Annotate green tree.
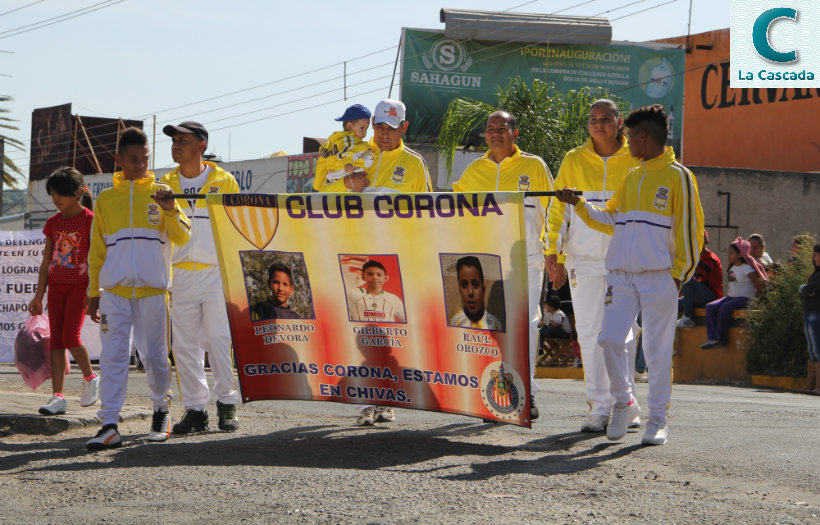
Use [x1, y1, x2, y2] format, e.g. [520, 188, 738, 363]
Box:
[436, 77, 629, 179]
[746, 234, 817, 377]
[1, 95, 25, 188]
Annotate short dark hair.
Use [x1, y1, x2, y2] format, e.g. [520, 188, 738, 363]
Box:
[117, 126, 148, 154]
[487, 110, 516, 131]
[268, 263, 293, 285]
[362, 260, 386, 274]
[456, 256, 484, 281]
[46, 167, 93, 209]
[624, 104, 668, 147]
[546, 293, 561, 310]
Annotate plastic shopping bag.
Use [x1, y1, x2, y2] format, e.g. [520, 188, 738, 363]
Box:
[14, 314, 69, 391]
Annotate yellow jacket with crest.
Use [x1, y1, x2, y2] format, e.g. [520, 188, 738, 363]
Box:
[87, 172, 191, 299]
[570, 147, 704, 282]
[546, 138, 639, 263]
[161, 161, 239, 269]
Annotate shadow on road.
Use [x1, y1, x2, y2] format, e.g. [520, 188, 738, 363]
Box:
[2, 422, 644, 479]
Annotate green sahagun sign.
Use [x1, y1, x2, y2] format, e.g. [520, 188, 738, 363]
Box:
[400, 28, 684, 151]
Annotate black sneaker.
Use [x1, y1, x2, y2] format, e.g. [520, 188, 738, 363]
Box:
[172, 408, 208, 434]
[217, 401, 238, 431]
[530, 396, 539, 420]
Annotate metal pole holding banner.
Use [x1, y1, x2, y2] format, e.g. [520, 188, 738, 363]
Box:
[160, 190, 583, 200]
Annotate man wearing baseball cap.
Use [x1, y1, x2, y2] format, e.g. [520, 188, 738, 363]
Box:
[159, 121, 242, 435]
[320, 98, 432, 193]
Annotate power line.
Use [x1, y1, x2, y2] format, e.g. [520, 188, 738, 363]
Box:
[10, 0, 617, 158]
[11, 0, 685, 168]
[0, 0, 46, 18]
[0, 0, 125, 40]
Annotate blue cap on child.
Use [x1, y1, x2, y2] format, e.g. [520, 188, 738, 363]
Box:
[335, 104, 371, 122]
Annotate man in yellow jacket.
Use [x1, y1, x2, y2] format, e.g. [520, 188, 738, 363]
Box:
[452, 110, 555, 420]
[556, 105, 704, 445]
[85, 127, 191, 450]
[318, 99, 432, 193]
[161, 121, 241, 435]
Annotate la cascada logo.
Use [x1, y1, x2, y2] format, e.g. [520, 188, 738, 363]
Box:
[730, 0, 820, 87]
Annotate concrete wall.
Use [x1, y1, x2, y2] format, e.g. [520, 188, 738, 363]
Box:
[694, 166, 820, 267]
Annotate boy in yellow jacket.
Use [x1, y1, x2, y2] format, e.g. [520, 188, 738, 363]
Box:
[556, 104, 704, 445]
[85, 127, 191, 450]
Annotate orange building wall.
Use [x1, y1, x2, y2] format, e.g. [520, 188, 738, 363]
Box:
[654, 29, 820, 172]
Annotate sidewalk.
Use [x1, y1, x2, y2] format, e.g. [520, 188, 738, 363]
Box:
[0, 364, 151, 435]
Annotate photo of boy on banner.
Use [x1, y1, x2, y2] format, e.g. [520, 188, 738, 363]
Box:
[441, 253, 506, 332]
[240, 251, 315, 321]
[339, 254, 407, 324]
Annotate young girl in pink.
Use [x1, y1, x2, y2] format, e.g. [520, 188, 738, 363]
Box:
[701, 237, 767, 349]
[29, 167, 98, 415]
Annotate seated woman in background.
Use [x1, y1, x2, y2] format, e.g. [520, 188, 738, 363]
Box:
[701, 238, 767, 349]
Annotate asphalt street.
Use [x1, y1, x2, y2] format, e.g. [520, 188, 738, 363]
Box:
[0, 364, 817, 525]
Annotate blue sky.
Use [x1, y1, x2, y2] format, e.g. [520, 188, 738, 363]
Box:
[0, 0, 729, 184]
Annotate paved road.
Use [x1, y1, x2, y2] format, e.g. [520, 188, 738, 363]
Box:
[0, 364, 817, 525]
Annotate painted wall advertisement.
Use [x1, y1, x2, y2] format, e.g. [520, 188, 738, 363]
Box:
[208, 191, 534, 425]
[400, 28, 685, 151]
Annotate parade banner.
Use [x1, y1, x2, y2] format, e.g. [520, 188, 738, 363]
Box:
[401, 28, 685, 152]
[0, 230, 102, 364]
[209, 192, 533, 426]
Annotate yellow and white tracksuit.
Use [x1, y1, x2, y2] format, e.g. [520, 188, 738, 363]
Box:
[162, 163, 239, 412]
[313, 131, 376, 190]
[88, 172, 191, 426]
[452, 145, 555, 392]
[318, 139, 432, 193]
[546, 138, 641, 418]
[571, 147, 704, 425]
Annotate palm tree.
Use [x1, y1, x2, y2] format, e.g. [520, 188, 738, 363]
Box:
[436, 77, 628, 179]
[1, 95, 25, 188]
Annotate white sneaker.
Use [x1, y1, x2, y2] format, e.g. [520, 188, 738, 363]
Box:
[641, 419, 668, 445]
[700, 340, 722, 349]
[629, 414, 642, 428]
[147, 410, 171, 442]
[607, 400, 641, 441]
[676, 315, 695, 329]
[86, 424, 121, 451]
[374, 406, 395, 423]
[39, 395, 66, 415]
[634, 371, 648, 383]
[581, 414, 608, 432]
[80, 374, 100, 407]
[357, 407, 376, 426]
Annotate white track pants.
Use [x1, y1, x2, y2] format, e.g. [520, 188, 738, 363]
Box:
[599, 270, 677, 425]
[97, 292, 172, 426]
[170, 267, 238, 410]
[567, 257, 637, 417]
[528, 254, 544, 393]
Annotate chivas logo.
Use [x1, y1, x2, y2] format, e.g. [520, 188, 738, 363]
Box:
[147, 203, 160, 225]
[517, 175, 530, 191]
[654, 186, 670, 210]
[392, 166, 406, 184]
[480, 362, 526, 422]
[208, 186, 219, 193]
[605, 285, 614, 305]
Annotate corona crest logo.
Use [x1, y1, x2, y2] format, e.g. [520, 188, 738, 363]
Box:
[222, 194, 279, 250]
